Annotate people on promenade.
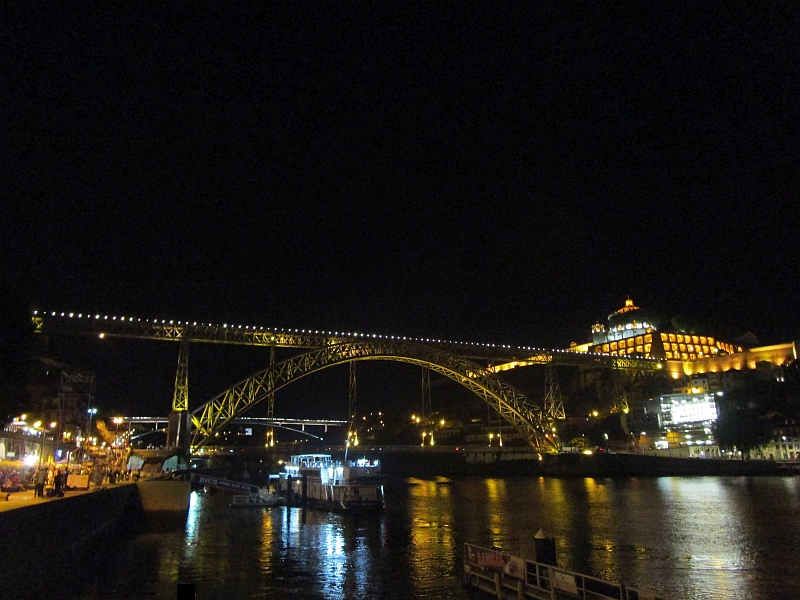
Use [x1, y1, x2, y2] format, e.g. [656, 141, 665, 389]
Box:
[34, 467, 47, 497]
[54, 468, 66, 497]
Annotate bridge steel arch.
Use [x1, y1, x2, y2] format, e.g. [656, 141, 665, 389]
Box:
[190, 340, 557, 452]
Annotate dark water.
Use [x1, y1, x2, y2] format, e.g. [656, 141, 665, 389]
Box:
[76, 476, 800, 600]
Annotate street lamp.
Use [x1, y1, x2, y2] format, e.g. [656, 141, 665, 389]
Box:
[83, 408, 97, 461]
[112, 417, 123, 446]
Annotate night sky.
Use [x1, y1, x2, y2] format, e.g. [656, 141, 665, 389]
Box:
[4, 3, 799, 418]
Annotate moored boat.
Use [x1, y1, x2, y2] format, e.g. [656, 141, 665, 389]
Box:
[230, 488, 285, 508]
[278, 453, 385, 513]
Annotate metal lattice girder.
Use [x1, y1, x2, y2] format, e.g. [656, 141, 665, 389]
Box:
[34, 311, 666, 371]
[172, 339, 189, 412]
[190, 340, 557, 452]
[544, 363, 565, 422]
[348, 360, 357, 430]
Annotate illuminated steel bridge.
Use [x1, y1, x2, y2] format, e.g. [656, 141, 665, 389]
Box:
[33, 311, 665, 453]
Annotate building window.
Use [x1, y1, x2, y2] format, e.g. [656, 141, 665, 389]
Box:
[669, 334, 676, 342]
[666, 352, 673, 359]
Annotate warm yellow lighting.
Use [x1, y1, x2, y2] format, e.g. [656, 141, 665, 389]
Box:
[592, 410, 599, 417]
[33, 420, 42, 429]
[440, 419, 445, 426]
[99, 332, 105, 339]
[49, 421, 57, 428]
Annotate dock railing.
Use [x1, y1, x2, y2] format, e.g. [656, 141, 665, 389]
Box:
[464, 543, 669, 600]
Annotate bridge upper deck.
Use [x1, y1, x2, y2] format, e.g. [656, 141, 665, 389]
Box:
[33, 310, 664, 371]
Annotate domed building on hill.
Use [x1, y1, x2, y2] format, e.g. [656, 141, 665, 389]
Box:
[588, 297, 742, 361]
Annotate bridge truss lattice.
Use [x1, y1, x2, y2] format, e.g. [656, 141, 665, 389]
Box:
[190, 340, 557, 452]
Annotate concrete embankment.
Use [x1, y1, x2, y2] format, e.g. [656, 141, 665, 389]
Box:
[0, 481, 190, 599]
[540, 452, 800, 477]
[376, 448, 800, 478]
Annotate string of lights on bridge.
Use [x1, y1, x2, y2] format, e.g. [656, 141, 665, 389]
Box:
[33, 310, 662, 361]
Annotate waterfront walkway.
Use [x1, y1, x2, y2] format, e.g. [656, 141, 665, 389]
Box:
[0, 483, 122, 513]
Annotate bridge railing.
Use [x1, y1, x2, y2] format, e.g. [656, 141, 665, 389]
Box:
[464, 542, 669, 600]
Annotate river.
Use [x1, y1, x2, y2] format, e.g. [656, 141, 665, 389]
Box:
[74, 475, 800, 600]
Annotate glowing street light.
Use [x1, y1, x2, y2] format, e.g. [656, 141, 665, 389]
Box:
[112, 417, 124, 446]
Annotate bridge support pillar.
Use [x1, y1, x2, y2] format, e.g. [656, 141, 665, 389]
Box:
[166, 411, 191, 451]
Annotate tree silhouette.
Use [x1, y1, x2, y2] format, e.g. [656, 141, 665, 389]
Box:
[713, 385, 778, 460]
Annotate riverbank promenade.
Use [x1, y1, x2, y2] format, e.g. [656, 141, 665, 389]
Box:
[0, 481, 126, 513]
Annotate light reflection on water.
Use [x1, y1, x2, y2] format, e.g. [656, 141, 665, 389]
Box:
[76, 476, 800, 600]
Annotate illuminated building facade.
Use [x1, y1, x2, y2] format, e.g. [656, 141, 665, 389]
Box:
[589, 297, 743, 360]
[581, 298, 796, 380]
[575, 298, 798, 453]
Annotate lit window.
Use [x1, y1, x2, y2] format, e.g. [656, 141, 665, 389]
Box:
[681, 353, 688, 360]
[645, 343, 651, 353]
[677, 334, 684, 343]
[645, 334, 653, 343]
[636, 346, 643, 353]
[669, 334, 676, 342]
[666, 351, 673, 359]
[700, 337, 707, 345]
[661, 333, 669, 341]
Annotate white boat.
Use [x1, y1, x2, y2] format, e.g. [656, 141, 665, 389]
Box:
[230, 488, 284, 508]
[279, 453, 385, 513]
